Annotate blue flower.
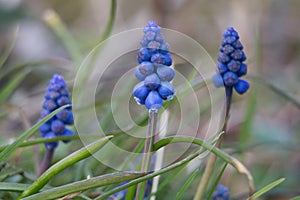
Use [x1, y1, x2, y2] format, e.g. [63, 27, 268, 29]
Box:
[211, 184, 230, 200]
[133, 21, 175, 110]
[212, 27, 250, 94]
[38, 74, 74, 150]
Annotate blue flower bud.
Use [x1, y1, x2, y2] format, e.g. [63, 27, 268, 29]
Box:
[43, 99, 57, 111]
[57, 96, 71, 106]
[223, 72, 238, 87]
[144, 73, 161, 90]
[138, 62, 155, 76]
[39, 123, 51, 134]
[157, 65, 175, 81]
[137, 48, 151, 63]
[40, 109, 50, 118]
[45, 91, 60, 100]
[145, 31, 156, 41]
[227, 60, 240, 72]
[158, 81, 174, 100]
[232, 40, 243, 49]
[151, 53, 172, 66]
[56, 110, 73, 124]
[62, 129, 74, 143]
[217, 52, 230, 64]
[145, 90, 163, 110]
[133, 82, 150, 105]
[234, 79, 249, 94]
[147, 41, 161, 53]
[217, 63, 228, 74]
[135, 67, 146, 81]
[44, 132, 59, 150]
[212, 73, 224, 88]
[221, 44, 235, 55]
[231, 49, 246, 61]
[51, 120, 65, 134]
[236, 63, 247, 77]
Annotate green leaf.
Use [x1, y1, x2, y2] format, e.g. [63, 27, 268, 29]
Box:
[20, 135, 113, 198]
[0, 182, 31, 192]
[0, 70, 31, 101]
[0, 105, 70, 164]
[247, 178, 285, 199]
[0, 26, 19, 69]
[175, 167, 199, 200]
[98, 0, 117, 43]
[22, 172, 147, 200]
[250, 75, 300, 108]
[43, 10, 82, 65]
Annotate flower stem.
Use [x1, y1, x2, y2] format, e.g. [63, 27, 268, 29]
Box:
[194, 87, 232, 200]
[38, 148, 55, 177]
[135, 109, 158, 199]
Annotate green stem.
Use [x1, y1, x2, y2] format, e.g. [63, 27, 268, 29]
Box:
[135, 109, 158, 200]
[98, 0, 117, 44]
[194, 87, 232, 200]
[38, 148, 54, 177]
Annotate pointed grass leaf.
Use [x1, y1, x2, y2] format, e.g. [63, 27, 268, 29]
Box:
[20, 135, 113, 198]
[21, 172, 147, 200]
[247, 178, 285, 200]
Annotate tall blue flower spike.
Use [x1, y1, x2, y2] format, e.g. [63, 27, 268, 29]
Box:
[212, 27, 250, 94]
[38, 74, 74, 150]
[133, 21, 175, 110]
[211, 184, 230, 200]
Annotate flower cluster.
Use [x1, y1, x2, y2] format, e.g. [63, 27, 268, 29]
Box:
[211, 184, 230, 200]
[212, 27, 249, 94]
[133, 21, 175, 110]
[38, 74, 74, 150]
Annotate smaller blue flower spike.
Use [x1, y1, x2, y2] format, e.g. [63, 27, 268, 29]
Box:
[211, 184, 230, 200]
[38, 74, 74, 150]
[133, 20, 175, 110]
[212, 27, 249, 94]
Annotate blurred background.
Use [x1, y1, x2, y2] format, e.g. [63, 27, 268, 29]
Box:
[0, 0, 300, 199]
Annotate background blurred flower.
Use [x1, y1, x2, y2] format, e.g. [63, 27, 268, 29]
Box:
[38, 74, 74, 150]
[212, 27, 249, 94]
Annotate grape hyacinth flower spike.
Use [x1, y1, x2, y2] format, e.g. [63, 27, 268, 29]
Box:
[38, 74, 74, 175]
[133, 20, 175, 111]
[195, 28, 251, 200]
[133, 20, 175, 199]
[212, 27, 250, 94]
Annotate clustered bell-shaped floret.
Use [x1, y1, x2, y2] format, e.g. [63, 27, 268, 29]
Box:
[133, 21, 175, 110]
[212, 27, 250, 94]
[211, 184, 230, 200]
[38, 74, 74, 150]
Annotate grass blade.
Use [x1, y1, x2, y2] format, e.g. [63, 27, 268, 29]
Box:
[175, 168, 199, 200]
[0, 70, 31, 101]
[247, 178, 285, 199]
[0, 105, 70, 164]
[20, 135, 113, 198]
[0, 182, 30, 192]
[43, 9, 82, 65]
[22, 172, 147, 200]
[0, 26, 19, 69]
